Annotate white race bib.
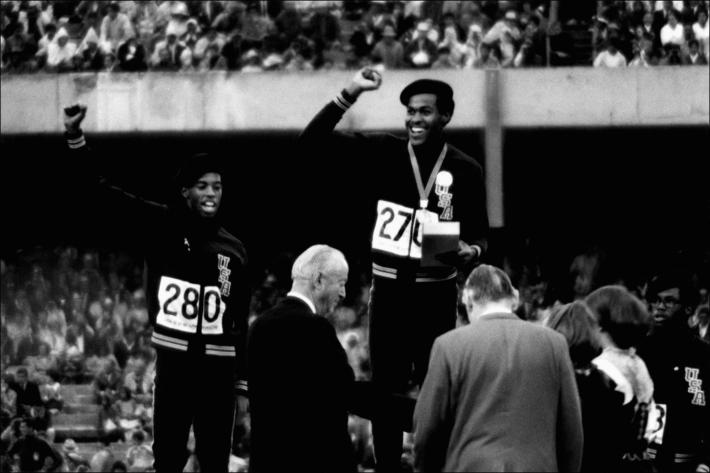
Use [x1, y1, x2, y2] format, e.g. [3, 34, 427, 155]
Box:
[156, 276, 225, 334]
[646, 402, 667, 445]
[371, 200, 437, 259]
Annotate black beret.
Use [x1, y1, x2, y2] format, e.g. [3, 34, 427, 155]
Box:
[175, 153, 224, 188]
[399, 79, 454, 109]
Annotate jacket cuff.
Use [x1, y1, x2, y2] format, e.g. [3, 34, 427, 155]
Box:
[65, 130, 86, 149]
[333, 89, 357, 112]
[235, 379, 248, 395]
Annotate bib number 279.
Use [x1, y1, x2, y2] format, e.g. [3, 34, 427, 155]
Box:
[156, 276, 225, 334]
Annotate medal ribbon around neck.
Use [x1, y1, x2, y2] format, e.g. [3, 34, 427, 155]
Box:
[408, 141, 448, 209]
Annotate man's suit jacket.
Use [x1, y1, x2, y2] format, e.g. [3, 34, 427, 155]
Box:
[247, 296, 356, 473]
[413, 312, 583, 472]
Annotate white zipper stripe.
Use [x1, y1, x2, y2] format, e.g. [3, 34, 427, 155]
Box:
[152, 332, 188, 346]
[205, 350, 236, 357]
[152, 337, 188, 351]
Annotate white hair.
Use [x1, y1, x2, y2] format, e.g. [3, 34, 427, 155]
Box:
[291, 245, 347, 281]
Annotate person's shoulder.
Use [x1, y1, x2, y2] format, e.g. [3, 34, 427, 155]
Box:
[446, 144, 483, 171]
[217, 226, 247, 254]
[435, 324, 475, 347]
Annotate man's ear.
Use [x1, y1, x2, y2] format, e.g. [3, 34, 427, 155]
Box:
[180, 187, 189, 199]
[313, 272, 324, 290]
[441, 112, 452, 126]
[511, 287, 520, 310]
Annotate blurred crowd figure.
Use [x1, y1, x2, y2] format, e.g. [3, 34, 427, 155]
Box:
[2, 0, 706, 74]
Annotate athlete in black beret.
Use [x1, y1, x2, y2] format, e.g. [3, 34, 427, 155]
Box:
[300, 69, 489, 471]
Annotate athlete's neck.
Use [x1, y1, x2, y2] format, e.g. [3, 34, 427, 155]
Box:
[412, 135, 446, 163]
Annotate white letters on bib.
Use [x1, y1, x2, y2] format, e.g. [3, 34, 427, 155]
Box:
[371, 200, 437, 259]
[156, 276, 226, 334]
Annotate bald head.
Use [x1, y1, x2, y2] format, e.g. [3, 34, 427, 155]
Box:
[291, 245, 349, 315]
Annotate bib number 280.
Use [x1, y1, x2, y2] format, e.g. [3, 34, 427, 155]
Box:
[156, 276, 225, 334]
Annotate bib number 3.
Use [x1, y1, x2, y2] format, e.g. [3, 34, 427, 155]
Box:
[156, 276, 225, 334]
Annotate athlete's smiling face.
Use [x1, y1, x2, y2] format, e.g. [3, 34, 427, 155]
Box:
[182, 172, 222, 218]
[405, 93, 451, 146]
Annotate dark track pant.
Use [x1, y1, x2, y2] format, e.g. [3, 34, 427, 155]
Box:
[152, 348, 236, 473]
[369, 275, 458, 472]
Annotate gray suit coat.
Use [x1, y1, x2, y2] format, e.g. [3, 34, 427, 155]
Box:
[413, 312, 583, 472]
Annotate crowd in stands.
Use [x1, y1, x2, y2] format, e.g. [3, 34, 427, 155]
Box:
[2, 1, 706, 74]
[591, 0, 709, 67]
[2, 243, 708, 471]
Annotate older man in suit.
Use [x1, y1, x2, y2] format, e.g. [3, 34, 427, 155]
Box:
[247, 245, 356, 473]
[413, 265, 583, 472]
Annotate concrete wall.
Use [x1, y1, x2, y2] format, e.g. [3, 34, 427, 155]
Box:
[1, 67, 708, 134]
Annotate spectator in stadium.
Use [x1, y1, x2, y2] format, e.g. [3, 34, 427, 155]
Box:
[164, 2, 190, 39]
[684, 38, 709, 64]
[5, 23, 37, 72]
[639, 274, 710, 473]
[211, 1, 244, 36]
[93, 356, 122, 405]
[116, 36, 147, 72]
[629, 33, 658, 66]
[473, 40, 501, 68]
[220, 31, 244, 70]
[690, 297, 709, 343]
[431, 46, 457, 69]
[284, 43, 315, 71]
[660, 42, 684, 64]
[41, 311, 67, 358]
[248, 245, 356, 473]
[484, 9, 522, 45]
[8, 368, 43, 422]
[192, 25, 224, 63]
[514, 15, 546, 67]
[241, 2, 273, 50]
[274, 1, 303, 44]
[462, 24, 483, 67]
[0, 378, 17, 422]
[150, 31, 184, 70]
[63, 103, 250, 473]
[90, 437, 117, 472]
[38, 372, 62, 414]
[692, 8, 709, 59]
[125, 429, 154, 472]
[34, 22, 57, 67]
[98, 391, 125, 443]
[240, 48, 263, 72]
[123, 358, 152, 408]
[60, 438, 89, 472]
[24, 342, 58, 379]
[300, 70, 489, 471]
[371, 23, 404, 69]
[413, 265, 583, 472]
[654, 1, 683, 35]
[594, 36, 628, 67]
[5, 417, 62, 472]
[661, 10, 686, 48]
[99, 2, 134, 54]
[197, 42, 225, 71]
[404, 21, 438, 68]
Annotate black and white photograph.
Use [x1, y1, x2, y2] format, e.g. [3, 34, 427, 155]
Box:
[1, 1, 708, 472]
